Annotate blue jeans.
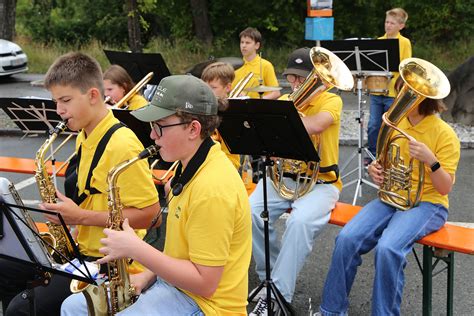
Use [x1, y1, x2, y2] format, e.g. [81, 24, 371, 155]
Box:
[320, 199, 448, 316]
[61, 278, 204, 316]
[250, 177, 339, 302]
[367, 95, 394, 158]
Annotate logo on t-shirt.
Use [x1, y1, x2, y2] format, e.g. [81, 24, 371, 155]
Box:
[174, 206, 182, 219]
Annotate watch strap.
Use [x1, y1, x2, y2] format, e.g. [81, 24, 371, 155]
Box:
[430, 161, 441, 172]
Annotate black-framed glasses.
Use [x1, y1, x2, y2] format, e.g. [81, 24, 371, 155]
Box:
[286, 74, 304, 84]
[150, 121, 191, 137]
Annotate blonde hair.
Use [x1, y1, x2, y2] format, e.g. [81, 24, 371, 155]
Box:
[386, 8, 408, 24]
[201, 62, 235, 86]
[44, 52, 104, 97]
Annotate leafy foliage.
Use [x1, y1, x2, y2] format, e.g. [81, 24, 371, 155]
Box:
[15, 0, 474, 60]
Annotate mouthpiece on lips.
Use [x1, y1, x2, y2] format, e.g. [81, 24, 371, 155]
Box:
[138, 145, 160, 160]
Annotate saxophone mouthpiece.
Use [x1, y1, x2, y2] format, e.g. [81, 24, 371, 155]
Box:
[51, 120, 68, 135]
[138, 145, 160, 160]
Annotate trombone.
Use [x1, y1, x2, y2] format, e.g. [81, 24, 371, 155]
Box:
[112, 72, 154, 109]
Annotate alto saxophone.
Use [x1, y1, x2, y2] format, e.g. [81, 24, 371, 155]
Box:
[70, 145, 159, 316]
[35, 121, 76, 263]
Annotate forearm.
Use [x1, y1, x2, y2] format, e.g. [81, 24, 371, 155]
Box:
[80, 202, 160, 228]
[429, 168, 454, 196]
[131, 241, 218, 298]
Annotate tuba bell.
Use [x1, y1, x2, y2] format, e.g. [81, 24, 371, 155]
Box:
[269, 47, 354, 200]
[376, 58, 450, 210]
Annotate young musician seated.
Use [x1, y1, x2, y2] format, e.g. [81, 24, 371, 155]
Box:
[319, 90, 460, 315]
[0, 52, 159, 316]
[103, 64, 148, 110]
[61, 75, 252, 315]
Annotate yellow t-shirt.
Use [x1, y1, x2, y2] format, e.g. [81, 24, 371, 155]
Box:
[127, 94, 148, 110]
[280, 92, 343, 191]
[164, 144, 251, 315]
[75, 110, 159, 257]
[392, 115, 460, 208]
[372, 32, 412, 97]
[232, 54, 279, 99]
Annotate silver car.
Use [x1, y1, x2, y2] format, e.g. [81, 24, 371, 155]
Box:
[0, 39, 28, 76]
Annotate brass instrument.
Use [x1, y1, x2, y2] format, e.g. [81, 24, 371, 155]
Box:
[71, 145, 160, 316]
[150, 159, 179, 183]
[269, 47, 354, 200]
[35, 121, 76, 263]
[112, 72, 154, 109]
[376, 58, 450, 210]
[229, 72, 253, 98]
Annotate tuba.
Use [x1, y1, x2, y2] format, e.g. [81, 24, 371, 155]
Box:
[35, 121, 76, 263]
[376, 58, 450, 210]
[269, 47, 354, 200]
[70, 145, 159, 316]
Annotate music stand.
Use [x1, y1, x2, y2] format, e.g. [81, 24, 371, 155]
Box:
[0, 97, 75, 138]
[104, 50, 171, 100]
[111, 109, 154, 148]
[219, 98, 319, 316]
[0, 193, 96, 315]
[320, 39, 399, 204]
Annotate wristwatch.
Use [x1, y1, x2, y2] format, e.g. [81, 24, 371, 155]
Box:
[430, 161, 441, 172]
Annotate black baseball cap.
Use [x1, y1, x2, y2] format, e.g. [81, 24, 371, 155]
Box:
[282, 47, 312, 78]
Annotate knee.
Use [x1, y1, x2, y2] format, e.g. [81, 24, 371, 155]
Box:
[375, 240, 402, 263]
[334, 229, 358, 252]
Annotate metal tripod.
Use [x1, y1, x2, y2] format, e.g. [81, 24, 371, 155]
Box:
[340, 74, 377, 205]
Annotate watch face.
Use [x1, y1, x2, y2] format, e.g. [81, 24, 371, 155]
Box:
[430, 161, 440, 172]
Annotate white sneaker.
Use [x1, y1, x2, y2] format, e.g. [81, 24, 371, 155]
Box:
[249, 285, 266, 303]
[249, 297, 281, 316]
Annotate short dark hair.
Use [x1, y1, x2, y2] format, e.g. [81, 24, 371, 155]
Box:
[239, 27, 262, 44]
[103, 64, 135, 93]
[175, 98, 229, 138]
[44, 52, 104, 97]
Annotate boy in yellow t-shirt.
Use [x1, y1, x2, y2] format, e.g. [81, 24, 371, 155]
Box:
[61, 75, 252, 315]
[232, 27, 281, 100]
[366, 8, 412, 165]
[201, 61, 241, 169]
[103, 64, 148, 110]
[0, 52, 159, 316]
[320, 94, 460, 315]
[249, 47, 342, 315]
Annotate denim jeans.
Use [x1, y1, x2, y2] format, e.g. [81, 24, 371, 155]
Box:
[61, 278, 203, 316]
[250, 177, 339, 302]
[367, 95, 394, 157]
[320, 199, 448, 316]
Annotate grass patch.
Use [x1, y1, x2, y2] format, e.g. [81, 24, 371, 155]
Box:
[15, 36, 472, 75]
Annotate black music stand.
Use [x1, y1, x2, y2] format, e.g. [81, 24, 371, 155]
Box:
[0, 97, 74, 138]
[320, 39, 399, 204]
[104, 50, 171, 100]
[219, 98, 319, 316]
[112, 109, 154, 148]
[0, 197, 96, 315]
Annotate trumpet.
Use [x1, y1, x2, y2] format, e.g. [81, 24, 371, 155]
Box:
[112, 72, 154, 109]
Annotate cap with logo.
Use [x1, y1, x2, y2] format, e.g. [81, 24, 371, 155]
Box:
[131, 75, 218, 122]
[282, 47, 313, 78]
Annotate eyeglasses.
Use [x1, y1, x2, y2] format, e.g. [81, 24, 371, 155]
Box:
[150, 121, 191, 137]
[286, 74, 304, 84]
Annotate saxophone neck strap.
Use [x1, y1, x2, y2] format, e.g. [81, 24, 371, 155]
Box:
[170, 136, 215, 196]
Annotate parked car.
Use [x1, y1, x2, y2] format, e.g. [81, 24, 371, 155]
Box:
[0, 39, 28, 76]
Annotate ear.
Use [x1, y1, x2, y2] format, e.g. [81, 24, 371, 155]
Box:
[89, 88, 102, 105]
[188, 120, 202, 140]
[398, 23, 406, 31]
[255, 41, 261, 51]
[225, 83, 232, 93]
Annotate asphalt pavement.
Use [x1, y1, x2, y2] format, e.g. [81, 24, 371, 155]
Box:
[1, 74, 473, 315]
